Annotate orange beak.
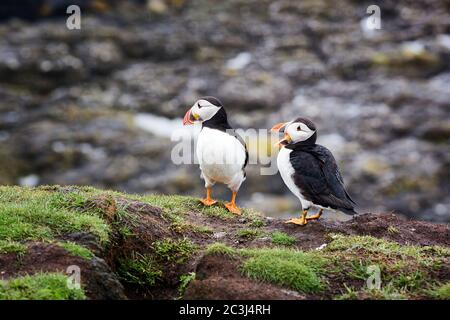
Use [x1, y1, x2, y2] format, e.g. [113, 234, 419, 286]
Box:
[183, 109, 194, 125]
[270, 122, 287, 133]
[271, 122, 291, 146]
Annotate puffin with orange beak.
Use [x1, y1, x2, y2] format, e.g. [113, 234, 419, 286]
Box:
[183, 96, 248, 215]
[271, 117, 357, 225]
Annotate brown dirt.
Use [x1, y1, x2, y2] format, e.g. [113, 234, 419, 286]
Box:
[184, 253, 305, 300]
[266, 213, 450, 250]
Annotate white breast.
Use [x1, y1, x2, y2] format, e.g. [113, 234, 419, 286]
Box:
[277, 147, 312, 209]
[196, 127, 246, 188]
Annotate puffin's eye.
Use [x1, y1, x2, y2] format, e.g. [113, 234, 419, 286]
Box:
[297, 126, 301, 131]
[197, 102, 203, 108]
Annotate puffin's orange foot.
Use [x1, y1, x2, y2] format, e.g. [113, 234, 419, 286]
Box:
[306, 209, 323, 221]
[285, 218, 307, 226]
[225, 202, 241, 215]
[200, 198, 217, 206]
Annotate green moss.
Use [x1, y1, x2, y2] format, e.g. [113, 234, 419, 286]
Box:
[236, 229, 261, 239]
[0, 240, 27, 255]
[270, 231, 296, 246]
[178, 272, 196, 298]
[117, 252, 163, 287]
[240, 248, 327, 293]
[206, 243, 237, 257]
[0, 273, 86, 300]
[57, 241, 94, 260]
[0, 186, 110, 243]
[153, 238, 198, 264]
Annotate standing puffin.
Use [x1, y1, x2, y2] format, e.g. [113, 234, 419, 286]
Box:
[183, 96, 248, 215]
[271, 117, 357, 225]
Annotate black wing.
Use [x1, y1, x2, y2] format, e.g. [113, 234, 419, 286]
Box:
[289, 145, 356, 214]
[228, 129, 249, 171]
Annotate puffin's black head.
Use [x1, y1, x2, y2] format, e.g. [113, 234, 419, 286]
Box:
[271, 117, 317, 146]
[183, 96, 229, 128]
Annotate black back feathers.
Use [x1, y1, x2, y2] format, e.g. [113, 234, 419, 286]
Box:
[289, 142, 356, 214]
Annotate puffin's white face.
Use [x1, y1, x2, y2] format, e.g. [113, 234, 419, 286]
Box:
[271, 119, 316, 146]
[183, 99, 221, 125]
[285, 121, 315, 143]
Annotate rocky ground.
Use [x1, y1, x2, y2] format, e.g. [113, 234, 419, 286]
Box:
[0, 0, 449, 222]
[0, 185, 448, 300]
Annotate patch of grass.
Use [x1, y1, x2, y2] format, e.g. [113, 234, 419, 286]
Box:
[270, 231, 296, 246]
[178, 272, 196, 298]
[325, 234, 449, 268]
[336, 285, 408, 300]
[191, 225, 213, 234]
[200, 205, 236, 220]
[170, 220, 213, 235]
[391, 271, 425, 291]
[117, 252, 163, 287]
[0, 186, 110, 243]
[249, 218, 265, 228]
[334, 284, 359, 300]
[142, 194, 194, 216]
[240, 248, 327, 294]
[143, 193, 264, 226]
[236, 229, 261, 239]
[153, 238, 198, 264]
[429, 283, 450, 300]
[116, 226, 135, 238]
[52, 190, 90, 213]
[57, 241, 94, 260]
[0, 273, 86, 300]
[387, 226, 399, 234]
[363, 286, 408, 300]
[206, 243, 237, 257]
[0, 240, 27, 255]
[323, 234, 450, 298]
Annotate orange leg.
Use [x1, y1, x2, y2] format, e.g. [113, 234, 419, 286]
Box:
[306, 208, 323, 221]
[225, 191, 241, 215]
[200, 187, 217, 206]
[285, 210, 308, 225]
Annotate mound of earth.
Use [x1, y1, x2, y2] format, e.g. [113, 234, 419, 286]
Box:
[0, 185, 448, 300]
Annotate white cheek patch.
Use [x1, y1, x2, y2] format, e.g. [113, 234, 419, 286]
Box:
[299, 123, 312, 132]
[202, 106, 220, 121]
[286, 123, 298, 136]
[286, 122, 315, 142]
[192, 100, 221, 121]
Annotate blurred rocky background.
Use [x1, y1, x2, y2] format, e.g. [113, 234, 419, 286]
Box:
[0, 0, 449, 222]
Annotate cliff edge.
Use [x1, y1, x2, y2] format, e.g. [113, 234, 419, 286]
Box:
[0, 186, 448, 300]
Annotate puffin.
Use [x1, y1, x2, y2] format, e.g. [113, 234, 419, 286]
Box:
[271, 117, 357, 225]
[183, 96, 248, 215]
